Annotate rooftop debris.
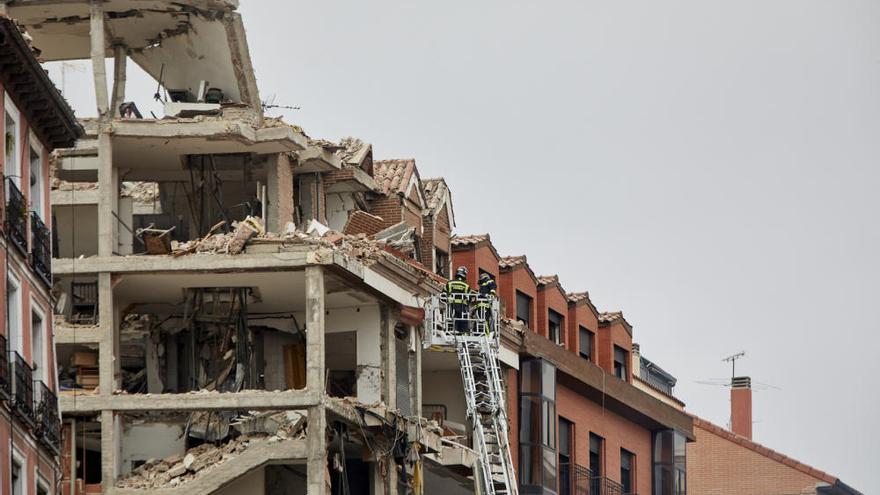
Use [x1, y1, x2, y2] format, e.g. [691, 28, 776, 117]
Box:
[116, 411, 307, 490]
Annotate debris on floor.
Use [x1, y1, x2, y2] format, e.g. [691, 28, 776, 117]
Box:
[116, 410, 307, 490]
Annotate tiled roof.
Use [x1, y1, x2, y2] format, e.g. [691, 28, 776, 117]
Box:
[499, 255, 527, 269]
[567, 291, 590, 303]
[599, 311, 624, 324]
[374, 159, 416, 195]
[451, 234, 490, 247]
[336, 137, 369, 164]
[537, 275, 559, 287]
[691, 416, 838, 485]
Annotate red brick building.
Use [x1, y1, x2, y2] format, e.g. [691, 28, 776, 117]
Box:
[0, 15, 81, 495]
[451, 234, 693, 495]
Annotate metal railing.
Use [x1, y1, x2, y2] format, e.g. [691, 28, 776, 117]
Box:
[560, 462, 592, 495]
[6, 181, 28, 254]
[30, 212, 51, 285]
[34, 380, 60, 453]
[424, 292, 500, 349]
[0, 335, 9, 401]
[10, 351, 35, 426]
[558, 465, 637, 495]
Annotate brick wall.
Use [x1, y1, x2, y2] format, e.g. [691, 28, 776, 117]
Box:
[556, 383, 653, 494]
[687, 421, 828, 495]
[368, 195, 403, 229]
[451, 244, 500, 288]
[343, 210, 386, 237]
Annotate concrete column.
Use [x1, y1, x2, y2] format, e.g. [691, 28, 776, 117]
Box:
[110, 44, 127, 117]
[100, 410, 121, 489]
[145, 330, 163, 393]
[356, 305, 382, 404]
[90, 0, 109, 118]
[305, 266, 325, 394]
[98, 273, 119, 394]
[266, 153, 294, 233]
[304, 266, 327, 494]
[380, 305, 396, 410]
[412, 326, 422, 418]
[96, 133, 117, 257]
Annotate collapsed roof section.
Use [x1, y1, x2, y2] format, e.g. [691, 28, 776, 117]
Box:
[7, 0, 260, 109]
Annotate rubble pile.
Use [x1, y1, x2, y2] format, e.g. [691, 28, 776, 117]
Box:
[121, 181, 160, 203]
[116, 411, 307, 490]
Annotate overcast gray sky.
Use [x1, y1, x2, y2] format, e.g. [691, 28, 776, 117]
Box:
[50, 0, 880, 490]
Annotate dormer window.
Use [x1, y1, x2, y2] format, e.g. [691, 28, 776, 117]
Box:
[579, 326, 594, 362]
[614, 345, 628, 380]
[516, 291, 532, 328]
[548, 309, 564, 345]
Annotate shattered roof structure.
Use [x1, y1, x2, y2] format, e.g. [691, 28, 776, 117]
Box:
[374, 159, 417, 196]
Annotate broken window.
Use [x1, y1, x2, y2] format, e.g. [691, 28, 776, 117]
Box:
[516, 291, 532, 328]
[548, 309, 564, 345]
[435, 249, 450, 278]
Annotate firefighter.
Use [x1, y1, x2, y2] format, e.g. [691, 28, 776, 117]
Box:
[475, 273, 497, 335]
[446, 266, 472, 333]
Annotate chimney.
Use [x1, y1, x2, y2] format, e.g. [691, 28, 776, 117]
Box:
[730, 376, 752, 440]
[631, 343, 641, 379]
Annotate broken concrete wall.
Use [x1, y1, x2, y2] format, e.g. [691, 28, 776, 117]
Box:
[422, 370, 468, 428]
[121, 422, 186, 475]
[327, 192, 359, 232]
[54, 204, 99, 258]
[262, 330, 302, 391]
[266, 153, 294, 233]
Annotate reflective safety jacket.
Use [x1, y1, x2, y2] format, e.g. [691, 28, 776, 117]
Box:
[446, 278, 471, 304]
[476, 278, 497, 309]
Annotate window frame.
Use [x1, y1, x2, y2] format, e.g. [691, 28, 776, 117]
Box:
[613, 345, 628, 381]
[548, 309, 564, 345]
[29, 132, 43, 219]
[515, 290, 532, 328]
[31, 300, 47, 383]
[7, 270, 23, 354]
[11, 447, 26, 495]
[5, 92, 22, 190]
[589, 432, 604, 477]
[620, 448, 635, 494]
[578, 326, 594, 362]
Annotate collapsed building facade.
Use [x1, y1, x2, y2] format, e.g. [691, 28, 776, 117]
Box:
[3, 1, 476, 494]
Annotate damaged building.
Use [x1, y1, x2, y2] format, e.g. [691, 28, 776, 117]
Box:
[1, 1, 477, 494]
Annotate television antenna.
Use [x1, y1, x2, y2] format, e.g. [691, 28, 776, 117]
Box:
[722, 351, 746, 381]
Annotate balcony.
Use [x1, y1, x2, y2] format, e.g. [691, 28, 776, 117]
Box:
[6, 181, 28, 255]
[31, 212, 51, 285]
[34, 380, 61, 454]
[559, 463, 637, 495]
[0, 335, 9, 401]
[9, 351, 35, 427]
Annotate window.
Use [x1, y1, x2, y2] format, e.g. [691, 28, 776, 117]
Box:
[653, 430, 686, 495]
[11, 455, 23, 495]
[32, 307, 46, 383]
[30, 139, 43, 218]
[7, 273, 22, 354]
[519, 359, 557, 493]
[515, 290, 532, 328]
[614, 345, 628, 380]
[435, 249, 450, 278]
[589, 433, 603, 476]
[5, 93, 21, 190]
[621, 449, 635, 494]
[548, 309, 564, 345]
[559, 418, 574, 495]
[579, 326, 593, 362]
[36, 480, 49, 495]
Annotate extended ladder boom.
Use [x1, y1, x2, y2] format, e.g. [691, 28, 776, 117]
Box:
[425, 293, 518, 495]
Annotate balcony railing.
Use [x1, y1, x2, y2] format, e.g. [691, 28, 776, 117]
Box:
[9, 351, 35, 427]
[34, 380, 60, 453]
[0, 335, 9, 401]
[559, 464, 637, 495]
[31, 212, 51, 285]
[6, 181, 28, 255]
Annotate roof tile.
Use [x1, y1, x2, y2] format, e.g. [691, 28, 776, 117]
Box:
[499, 255, 527, 269]
[373, 159, 416, 195]
[450, 234, 490, 247]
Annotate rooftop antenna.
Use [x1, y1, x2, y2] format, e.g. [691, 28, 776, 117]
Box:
[262, 94, 300, 112]
[722, 351, 746, 382]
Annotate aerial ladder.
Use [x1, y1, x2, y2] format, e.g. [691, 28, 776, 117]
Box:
[425, 293, 518, 495]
